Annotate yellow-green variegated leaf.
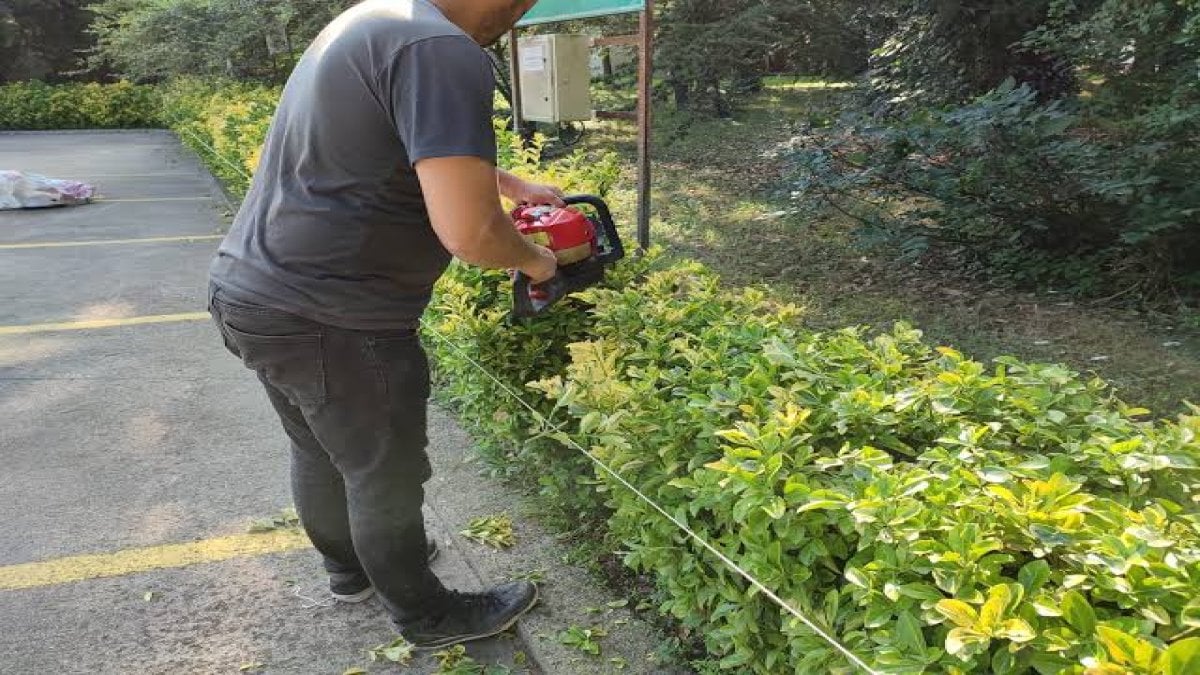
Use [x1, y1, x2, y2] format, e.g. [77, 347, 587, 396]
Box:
[995, 618, 1037, 643]
[946, 627, 989, 657]
[936, 599, 979, 628]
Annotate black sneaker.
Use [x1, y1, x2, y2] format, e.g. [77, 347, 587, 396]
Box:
[398, 581, 539, 650]
[330, 538, 440, 603]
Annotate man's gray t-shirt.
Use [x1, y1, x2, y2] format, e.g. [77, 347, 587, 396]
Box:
[209, 0, 496, 329]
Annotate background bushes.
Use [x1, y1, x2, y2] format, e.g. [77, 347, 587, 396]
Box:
[787, 80, 1200, 296]
[786, 0, 1200, 302]
[0, 79, 275, 195]
[158, 79, 281, 195]
[425, 253, 1200, 674]
[0, 81, 160, 129]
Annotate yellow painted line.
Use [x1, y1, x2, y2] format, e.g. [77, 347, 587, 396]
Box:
[0, 312, 209, 336]
[0, 234, 222, 251]
[0, 530, 310, 591]
[95, 197, 213, 203]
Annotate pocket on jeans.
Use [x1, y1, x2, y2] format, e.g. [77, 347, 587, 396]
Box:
[367, 333, 430, 403]
[223, 324, 326, 407]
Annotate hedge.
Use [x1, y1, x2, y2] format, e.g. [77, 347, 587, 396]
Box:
[156, 79, 281, 196]
[0, 81, 161, 130]
[14, 81, 1198, 674]
[425, 256, 1200, 674]
[0, 80, 277, 196]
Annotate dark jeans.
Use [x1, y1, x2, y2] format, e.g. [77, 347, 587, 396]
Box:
[208, 284, 446, 621]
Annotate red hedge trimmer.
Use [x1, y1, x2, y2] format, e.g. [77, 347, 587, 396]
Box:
[510, 195, 625, 319]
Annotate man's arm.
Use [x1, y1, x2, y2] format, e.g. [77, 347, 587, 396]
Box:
[381, 36, 557, 283]
[417, 156, 558, 282]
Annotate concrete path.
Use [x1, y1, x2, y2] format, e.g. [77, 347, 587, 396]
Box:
[0, 131, 530, 674]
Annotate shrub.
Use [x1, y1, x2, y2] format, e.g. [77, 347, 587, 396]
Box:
[0, 81, 162, 130]
[159, 78, 281, 196]
[787, 80, 1200, 298]
[425, 254, 1200, 673]
[0, 79, 276, 194]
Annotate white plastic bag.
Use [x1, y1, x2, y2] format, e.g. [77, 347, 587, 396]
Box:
[0, 170, 95, 210]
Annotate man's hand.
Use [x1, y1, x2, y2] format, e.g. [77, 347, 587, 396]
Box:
[497, 169, 566, 207]
[522, 245, 559, 284]
[511, 180, 566, 207]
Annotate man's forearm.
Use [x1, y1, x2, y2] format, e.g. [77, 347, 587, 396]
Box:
[496, 168, 524, 202]
[417, 156, 556, 280]
[451, 207, 543, 272]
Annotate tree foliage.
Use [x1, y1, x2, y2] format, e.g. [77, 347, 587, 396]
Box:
[866, 1, 1075, 107]
[87, 0, 355, 82]
[658, 0, 869, 115]
[1026, 0, 1200, 112]
[657, 0, 774, 116]
[783, 0, 1200, 301]
[790, 80, 1200, 295]
[0, 0, 92, 82]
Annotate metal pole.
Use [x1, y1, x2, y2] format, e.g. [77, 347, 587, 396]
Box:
[636, 0, 654, 251]
[507, 29, 524, 136]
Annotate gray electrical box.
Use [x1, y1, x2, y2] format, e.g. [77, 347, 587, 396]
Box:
[518, 34, 593, 124]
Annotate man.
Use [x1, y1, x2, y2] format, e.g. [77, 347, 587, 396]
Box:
[207, 0, 559, 649]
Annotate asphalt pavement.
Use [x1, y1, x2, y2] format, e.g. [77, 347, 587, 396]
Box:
[0, 131, 530, 674]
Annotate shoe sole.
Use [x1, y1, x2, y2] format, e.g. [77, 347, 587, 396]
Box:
[330, 541, 440, 604]
[411, 585, 540, 651]
[332, 587, 376, 603]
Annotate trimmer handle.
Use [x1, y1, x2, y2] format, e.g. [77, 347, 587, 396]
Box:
[512, 195, 625, 319]
[561, 195, 624, 264]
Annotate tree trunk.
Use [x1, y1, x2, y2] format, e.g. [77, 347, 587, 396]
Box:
[708, 78, 731, 118]
[669, 74, 690, 110]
